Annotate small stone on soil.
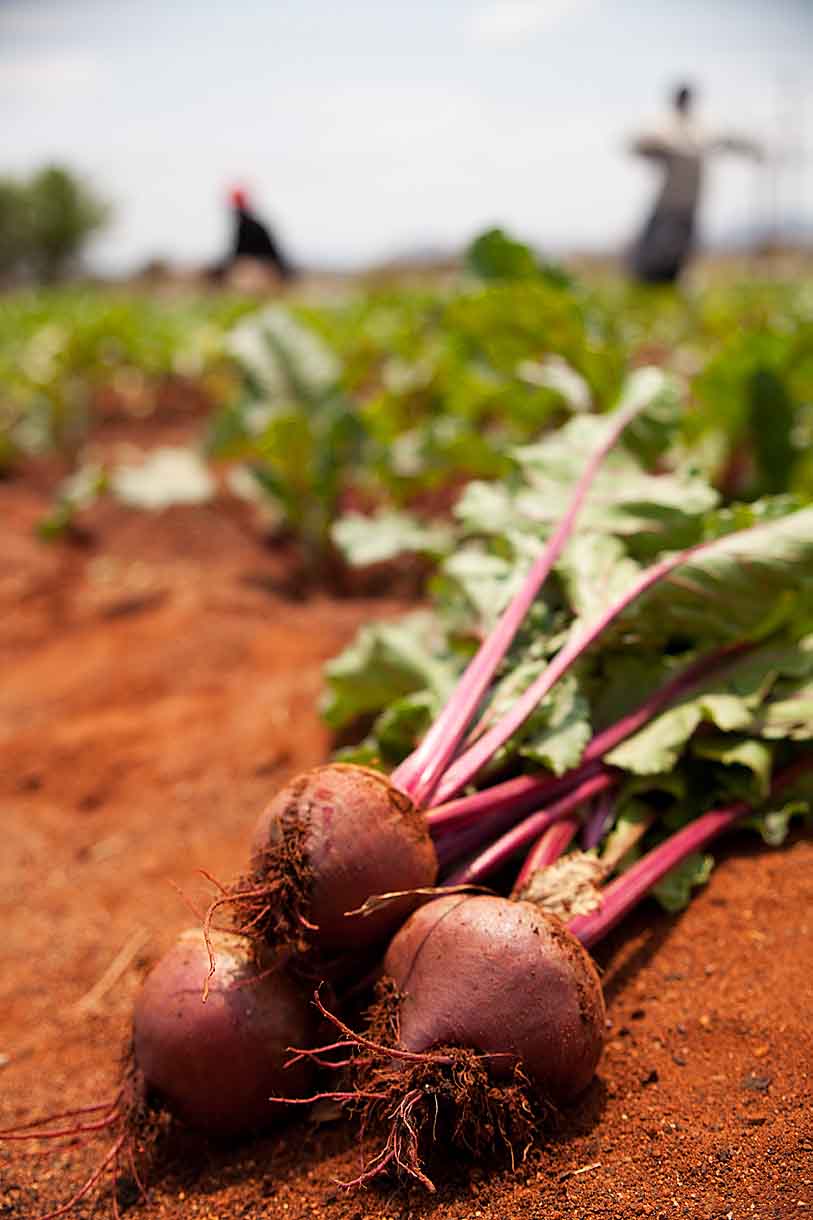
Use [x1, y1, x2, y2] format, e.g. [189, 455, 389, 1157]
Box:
[741, 1073, 772, 1093]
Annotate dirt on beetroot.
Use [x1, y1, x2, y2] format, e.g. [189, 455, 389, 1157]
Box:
[1, 445, 812, 1220]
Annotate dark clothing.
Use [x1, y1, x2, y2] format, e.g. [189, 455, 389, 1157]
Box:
[232, 207, 294, 279]
[629, 204, 695, 284]
[628, 111, 760, 285]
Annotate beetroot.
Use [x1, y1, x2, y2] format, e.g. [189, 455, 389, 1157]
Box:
[133, 928, 314, 1136]
[204, 401, 668, 969]
[229, 763, 438, 959]
[1, 929, 314, 1218]
[385, 894, 605, 1103]
[297, 894, 605, 1189]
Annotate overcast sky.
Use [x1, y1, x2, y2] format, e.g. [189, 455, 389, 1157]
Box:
[2, 0, 811, 271]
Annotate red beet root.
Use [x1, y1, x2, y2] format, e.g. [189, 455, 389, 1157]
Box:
[294, 894, 605, 1190]
[245, 763, 438, 954]
[1, 929, 314, 1218]
[133, 928, 314, 1136]
[385, 894, 605, 1104]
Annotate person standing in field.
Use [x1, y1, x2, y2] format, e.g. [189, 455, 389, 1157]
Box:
[628, 83, 762, 284]
[214, 186, 295, 285]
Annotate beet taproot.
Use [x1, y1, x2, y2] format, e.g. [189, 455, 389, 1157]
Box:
[133, 928, 314, 1136]
[289, 894, 605, 1189]
[238, 763, 438, 957]
[385, 893, 605, 1102]
[0, 929, 314, 1218]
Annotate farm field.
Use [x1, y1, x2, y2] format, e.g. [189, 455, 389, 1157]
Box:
[2, 258, 813, 1219]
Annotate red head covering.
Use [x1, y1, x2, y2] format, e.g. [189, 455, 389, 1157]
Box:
[229, 186, 249, 210]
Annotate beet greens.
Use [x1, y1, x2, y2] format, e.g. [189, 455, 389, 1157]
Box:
[328, 411, 813, 909]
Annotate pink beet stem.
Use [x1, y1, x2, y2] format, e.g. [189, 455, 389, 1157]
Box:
[390, 393, 652, 807]
[433, 801, 535, 871]
[582, 790, 616, 851]
[432, 516, 780, 806]
[514, 816, 580, 891]
[569, 755, 813, 949]
[433, 783, 584, 871]
[428, 766, 595, 836]
[426, 637, 749, 838]
[446, 768, 616, 886]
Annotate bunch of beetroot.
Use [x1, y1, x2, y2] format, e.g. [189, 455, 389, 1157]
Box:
[5, 372, 813, 1212]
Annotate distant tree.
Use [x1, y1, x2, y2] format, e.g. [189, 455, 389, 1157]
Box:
[0, 165, 110, 283]
[27, 166, 111, 280]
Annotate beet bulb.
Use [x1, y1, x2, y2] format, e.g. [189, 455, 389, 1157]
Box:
[241, 763, 438, 957]
[0, 929, 315, 1219]
[293, 893, 605, 1190]
[383, 893, 605, 1105]
[133, 928, 315, 1136]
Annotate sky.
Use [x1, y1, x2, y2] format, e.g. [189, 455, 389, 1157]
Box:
[2, 0, 811, 272]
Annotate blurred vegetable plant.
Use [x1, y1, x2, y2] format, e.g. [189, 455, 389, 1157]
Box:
[207, 306, 368, 569]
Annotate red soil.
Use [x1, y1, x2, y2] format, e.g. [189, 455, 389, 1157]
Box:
[1, 462, 811, 1220]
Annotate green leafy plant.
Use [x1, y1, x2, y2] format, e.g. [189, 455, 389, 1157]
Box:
[0, 289, 252, 465]
[207, 306, 368, 572]
[464, 227, 572, 288]
[326, 383, 813, 907]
